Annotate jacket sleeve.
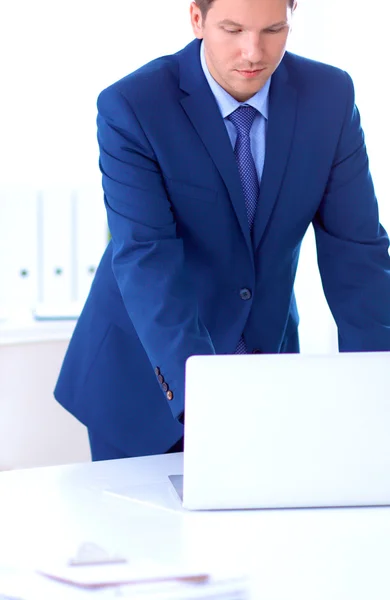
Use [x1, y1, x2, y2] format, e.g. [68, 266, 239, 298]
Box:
[97, 86, 215, 419]
[314, 71, 390, 351]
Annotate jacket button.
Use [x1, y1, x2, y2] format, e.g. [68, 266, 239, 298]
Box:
[240, 288, 252, 301]
[162, 383, 169, 392]
[155, 367, 161, 376]
[158, 374, 164, 384]
[167, 391, 174, 401]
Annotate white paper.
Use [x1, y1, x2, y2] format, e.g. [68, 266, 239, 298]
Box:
[37, 561, 210, 589]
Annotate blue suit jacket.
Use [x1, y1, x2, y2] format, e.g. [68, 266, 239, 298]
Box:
[55, 39, 390, 456]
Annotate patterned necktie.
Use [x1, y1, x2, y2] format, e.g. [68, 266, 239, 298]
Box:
[228, 105, 259, 354]
[228, 105, 259, 231]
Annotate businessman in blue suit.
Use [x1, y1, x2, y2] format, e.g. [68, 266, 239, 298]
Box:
[55, 0, 390, 460]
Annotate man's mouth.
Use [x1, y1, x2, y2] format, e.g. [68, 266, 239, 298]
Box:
[236, 68, 265, 78]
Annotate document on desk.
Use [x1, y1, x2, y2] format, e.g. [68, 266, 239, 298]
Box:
[37, 561, 250, 598]
[1, 562, 250, 600]
[38, 562, 210, 588]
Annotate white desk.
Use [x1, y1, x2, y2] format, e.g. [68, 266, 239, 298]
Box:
[1, 453, 390, 599]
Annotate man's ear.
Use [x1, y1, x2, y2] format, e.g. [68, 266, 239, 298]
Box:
[190, 2, 205, 40]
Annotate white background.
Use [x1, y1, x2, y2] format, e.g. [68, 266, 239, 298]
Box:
[0, 0, 389, 352]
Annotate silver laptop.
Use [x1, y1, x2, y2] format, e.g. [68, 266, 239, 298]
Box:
[177, 352, 390, 510]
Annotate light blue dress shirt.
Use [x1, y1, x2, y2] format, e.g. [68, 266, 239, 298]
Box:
[200, 41, 271, 184]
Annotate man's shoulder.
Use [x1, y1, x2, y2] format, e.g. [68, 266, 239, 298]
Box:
[283, 51, 350, 89]
[98, 45, 189, 107]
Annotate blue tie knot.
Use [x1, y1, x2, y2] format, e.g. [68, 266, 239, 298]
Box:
[228, 105, 258, 136]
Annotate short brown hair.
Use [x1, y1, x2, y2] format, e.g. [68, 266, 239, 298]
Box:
[196, 0, 294, 19]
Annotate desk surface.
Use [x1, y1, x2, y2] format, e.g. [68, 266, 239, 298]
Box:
[1, 453, 390, 599]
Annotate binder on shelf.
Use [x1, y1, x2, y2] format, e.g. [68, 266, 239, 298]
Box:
[33, 184, 108, 320]
[0, 186, 38, 317]
[0, 184, 109, 322]
[37, 187, 73, 309]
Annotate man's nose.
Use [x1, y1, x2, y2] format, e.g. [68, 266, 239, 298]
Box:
[241, 34, 264, 64]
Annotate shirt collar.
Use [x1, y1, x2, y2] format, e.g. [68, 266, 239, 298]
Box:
[200, 40, 271, 120]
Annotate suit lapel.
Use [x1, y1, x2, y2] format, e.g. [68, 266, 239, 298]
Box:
[178, 41, 253, 258]
[252, 60, 298, 251]
[177, 42, 298, 257]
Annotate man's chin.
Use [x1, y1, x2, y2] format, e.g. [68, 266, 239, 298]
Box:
[235, 79, 267, 97]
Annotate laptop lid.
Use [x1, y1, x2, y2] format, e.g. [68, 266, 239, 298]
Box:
[182, 352, 390, 510]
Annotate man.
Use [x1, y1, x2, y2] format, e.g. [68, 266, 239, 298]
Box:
[55, 0, 390, 461]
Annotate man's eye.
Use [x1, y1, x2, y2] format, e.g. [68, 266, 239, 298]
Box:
[225, 29, 241, 34]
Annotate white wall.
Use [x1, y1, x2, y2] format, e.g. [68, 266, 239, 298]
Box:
[0, 0, 194, 188]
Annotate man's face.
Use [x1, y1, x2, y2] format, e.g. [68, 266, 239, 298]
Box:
[190, 0, 296, 102]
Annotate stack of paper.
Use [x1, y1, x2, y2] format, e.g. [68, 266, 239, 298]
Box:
[1, 566, 250, 600]
[37, 561, 250, 599]
[37, 562, 210, 588]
